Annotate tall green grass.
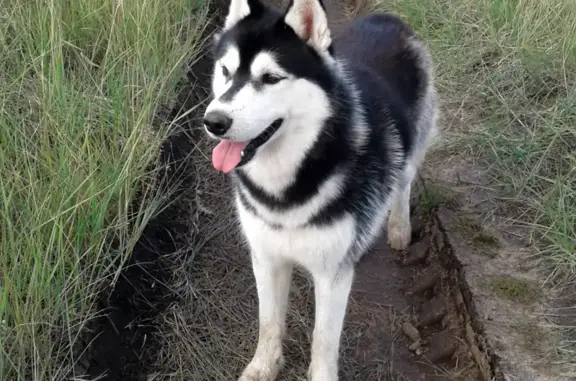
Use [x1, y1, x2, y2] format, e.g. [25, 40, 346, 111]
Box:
[0, 0, 210, 379]
[378, 0, 576, 278]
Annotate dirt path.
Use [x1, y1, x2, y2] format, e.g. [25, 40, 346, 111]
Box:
[348, 211, 489, 381]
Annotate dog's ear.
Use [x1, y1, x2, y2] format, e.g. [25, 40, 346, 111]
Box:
[283, 0, 331, 52]
[224, 0, 262, 30]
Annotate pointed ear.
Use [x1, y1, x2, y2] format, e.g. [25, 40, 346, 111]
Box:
[224, 0, 262, 30]
[283, 0, 331, 52]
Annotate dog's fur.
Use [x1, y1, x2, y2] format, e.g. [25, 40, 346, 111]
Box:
[203, 0, 438, 379]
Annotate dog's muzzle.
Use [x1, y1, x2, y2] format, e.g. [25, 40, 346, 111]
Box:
[237, 118, 284, 167]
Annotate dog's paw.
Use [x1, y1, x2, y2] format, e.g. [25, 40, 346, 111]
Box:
[238, 354, 284, 381]
[387, 219, 411, 251]
[307, 363, 338, 381]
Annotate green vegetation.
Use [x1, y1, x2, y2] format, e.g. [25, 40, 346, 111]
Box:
[456, 216, 500, 254]
[490, 276, 542, 303]
[0, 0, 209, 379]
[418, 183, 458, 215]
[379, 0, 576, 278]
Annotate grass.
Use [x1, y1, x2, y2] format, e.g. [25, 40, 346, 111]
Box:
[418, 182, 459, 215]
[490, 276, 542, 303]
[0, 0, 210, 379]
[377, 0, 576, 278]
[512, 321, 549, 353]
[456, 216, 500, 255]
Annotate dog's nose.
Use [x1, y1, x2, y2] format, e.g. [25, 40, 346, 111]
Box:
[203, 111, 232, 136]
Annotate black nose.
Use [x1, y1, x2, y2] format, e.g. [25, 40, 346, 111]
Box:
[203, 111, 232, 136]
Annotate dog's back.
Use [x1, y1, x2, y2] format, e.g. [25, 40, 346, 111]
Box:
[335, 13, 432, 115]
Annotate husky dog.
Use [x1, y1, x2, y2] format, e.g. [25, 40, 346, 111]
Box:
[203, 0, 437, 379]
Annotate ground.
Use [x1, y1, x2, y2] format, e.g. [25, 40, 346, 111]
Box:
[2, 0, 574, 380]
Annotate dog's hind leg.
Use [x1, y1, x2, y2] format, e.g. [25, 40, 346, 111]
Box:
[388, 83, 438, 251]
[387, 160, 417, 250]
[308, 264, 354, 381]
[239, 252, 293, 381]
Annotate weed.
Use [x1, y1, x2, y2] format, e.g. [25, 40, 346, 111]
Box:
[419, 183, 458, 215]
[456, 217, 500, 255]
[490, 276, 542, 304]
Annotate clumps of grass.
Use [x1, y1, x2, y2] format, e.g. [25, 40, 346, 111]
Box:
[490, 276, 542, 304]
[512, 321, 549, 353]
[377, 0, 576, 279]
[456, 216, 500, 255]
[418, 183, 459, 215]
[0, 0, 210, 380]
[475, 233, 500, 250]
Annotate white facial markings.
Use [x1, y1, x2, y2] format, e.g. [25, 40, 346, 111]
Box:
[205, 42, 333, 191]
[242, 81, 332, 194]
[212, 45, 241, 98]
[250, 51, 289, 81]
[206, 48, 297, 142]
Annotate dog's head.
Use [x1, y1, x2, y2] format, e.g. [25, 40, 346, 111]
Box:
[204, 0, 335, 173]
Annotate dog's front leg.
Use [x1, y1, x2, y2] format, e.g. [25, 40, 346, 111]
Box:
[307, 265, 354, 381]
[239, 252, 293, 381]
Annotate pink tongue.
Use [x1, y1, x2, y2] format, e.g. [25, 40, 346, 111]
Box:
[212, 140, 249, 173]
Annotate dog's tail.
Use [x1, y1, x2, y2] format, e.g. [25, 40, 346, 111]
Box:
[372, 13, 436, 122]
[405, 34, 438, 140]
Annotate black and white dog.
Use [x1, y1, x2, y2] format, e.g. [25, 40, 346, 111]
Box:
[203, 0, 437, 379]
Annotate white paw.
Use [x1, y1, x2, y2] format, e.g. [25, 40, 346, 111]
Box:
[238, 354, 284, 381]
[307, 362, 338, 381]
[387, 218, 411, 251]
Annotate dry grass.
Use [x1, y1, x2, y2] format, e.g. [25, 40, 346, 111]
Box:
[153, 253, 410, 381]
[0, 0, 210, 379]
[377, 0, 576, 280]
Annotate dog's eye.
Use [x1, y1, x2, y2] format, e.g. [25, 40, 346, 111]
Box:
[262, 73, 284, 85]
[222, 66, 230, 78]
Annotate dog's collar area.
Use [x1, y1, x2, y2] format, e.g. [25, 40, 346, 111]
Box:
[237, 118, 284, 167]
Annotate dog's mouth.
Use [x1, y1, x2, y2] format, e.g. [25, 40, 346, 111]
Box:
[211, 118, 284, 173]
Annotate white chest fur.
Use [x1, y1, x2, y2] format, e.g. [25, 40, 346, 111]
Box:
[236, 195, 356, 273]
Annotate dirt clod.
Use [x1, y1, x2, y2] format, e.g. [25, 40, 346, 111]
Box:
[418, 297, 448, 327]
[411, 215, 427, 238]
[401, 240, 430, 266]
[401, 321, 422, 342]
[425, 330, 458, 363]
[406, 269, 439, 295]
[409, 340, 424, 352]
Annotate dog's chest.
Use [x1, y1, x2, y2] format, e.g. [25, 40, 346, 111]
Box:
[237, 199, 356, 271]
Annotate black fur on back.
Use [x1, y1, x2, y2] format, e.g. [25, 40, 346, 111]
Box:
[334, 13, 427, 111]
[215, 2, 430, 230]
